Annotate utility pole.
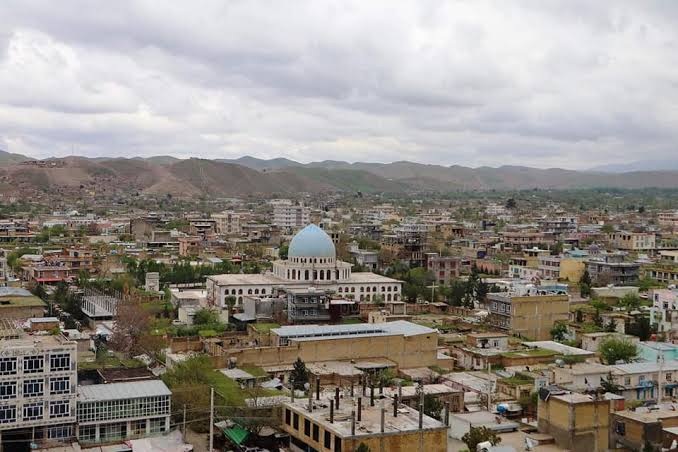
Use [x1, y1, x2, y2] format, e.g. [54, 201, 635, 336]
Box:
[209, 387, 214, 452]
[182, 404, 186, 439]
[658, 349, 665, 404]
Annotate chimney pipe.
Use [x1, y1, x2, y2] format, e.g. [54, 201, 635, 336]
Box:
[330, 399, 334, 423]
[380, 407, 385, 433]
[379, 379, 383, 395]
[316, 377, 320, 401]
[370, 385, 375, 406]
[362, 375, 366, 396]
[398, 381, 402, 401]
[350, 380, 354, 397]
[393, 395, 399, 417]
[418, 384, 424, 429]
[357, 397, 362, 422]
[308, 383, 313, 412]
[291, 385, 295, 402]
[351, 410, 356, 435]
[335, 388, 340, 410]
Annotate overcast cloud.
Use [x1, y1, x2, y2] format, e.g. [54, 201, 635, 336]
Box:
[0, 0, 677, 169]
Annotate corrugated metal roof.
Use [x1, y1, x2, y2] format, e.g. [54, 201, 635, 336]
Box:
[272, 320, 434, 338]
[78, 380, 171, 402]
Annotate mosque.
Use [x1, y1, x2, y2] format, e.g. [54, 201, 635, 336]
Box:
[206, 224, 403, 308]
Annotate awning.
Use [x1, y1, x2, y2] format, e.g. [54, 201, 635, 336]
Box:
[223, 425, 249, 446]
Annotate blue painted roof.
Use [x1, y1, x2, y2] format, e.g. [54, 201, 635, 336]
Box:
[288, 224, 336, 258]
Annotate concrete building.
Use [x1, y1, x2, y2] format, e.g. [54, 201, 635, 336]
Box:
[487, 286, 570, 341]
[212, 210, 241, 235]
[273, 203, 310, 229]
[219, 321, 440, 371]
[609, 231, 656, 251]
[427, 255, 461, 286]
[610, 361, 678, 402]
[207, 224, 403, 307]
[537, 255, 585, 282]
[76, 380, 171, 444]
[611, 409, 678, 451]
[585, 253, 640, 286]
[0, 333, 78, 448]
[348, 242, 378, 272]
[0, 287, 46, 320]
[281, 392, 448, 452]
[537, 389, 611, 452]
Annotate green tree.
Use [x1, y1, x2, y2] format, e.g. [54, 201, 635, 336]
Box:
[278, 244, 289, 260]
[424, 394, 444, 420]
[601, 223, 614, 234]
[290, 357, 309, 390]
[462, 426, 501, 451]
[505, 198, 517, 209]
[579, 271, 592, 297]
[619, 293, 642, 311]
[599, 337, 638, 364]
[193, 308, 220, 325]
[550, 323, 568, 342]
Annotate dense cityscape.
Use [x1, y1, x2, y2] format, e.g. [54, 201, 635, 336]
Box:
[2, 1, 678, 451]
[0, 186, 677, 451]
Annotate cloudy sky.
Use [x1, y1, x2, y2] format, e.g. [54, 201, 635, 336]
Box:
[0, 1, 677, 169]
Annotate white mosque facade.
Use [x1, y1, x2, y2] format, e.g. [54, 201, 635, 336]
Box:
[206, 224, 402, 308]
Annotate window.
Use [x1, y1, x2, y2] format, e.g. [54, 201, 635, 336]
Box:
[50, 377, 70, 395]
[131, 419, 147, 436]
[615, 421, 626, 436]
[23, 402, 43, 420]
[304, 419, 311, 436]
[48, 425, 73, 440]
[78, 424, 96, 442]
[667, 373, 673, 382]
[150, 417, 166, 433]
[100, 422, 126, 441]
[324, 431, 331, 449]
[0, 405, 16, 424]
[334, 437, 342, 452]
[0, 381, 17, 399]
[285, 408, 291, 425]
[23, 379, 44, 397]
[624, 377, 631, 386]
[639, 375, 646, 383]
[293, 412, 299, 430]
[312, 423, 319, 441]
[0, 358, 17, 375]
[23, 355, 44, 374]
[49, 400, 70, 418]
[50, 353, 70, 371]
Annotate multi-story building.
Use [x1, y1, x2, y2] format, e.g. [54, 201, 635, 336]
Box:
[273, 204, 310, 229]
[76, 380, 171, 445]
[501, 231, 557, 251]
[281, 392, 448, 452]
[609, 231, 656, 251]
[645, 251, 678, 284]
[610, 362, 678, 402]
[487, 286, 570, 340]
[585, 253, 640, 286]
[537, 389, 611, 452]
[285, 287, 358, 323]
[212, 210, 241, 235]
[0, 333, 78, 448]
[427, 255, 461, 286]
[610, 409, 678, 451]
[537, 255, 585, 282]
[658, 211, 678, 228]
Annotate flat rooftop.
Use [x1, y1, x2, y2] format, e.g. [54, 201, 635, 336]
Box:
[272, 321, 435, 340]
[208, 273, 287, 285]
[78, 380, 171, 403]
[523, 341, 594, 356]
[284, 395, 446, 438]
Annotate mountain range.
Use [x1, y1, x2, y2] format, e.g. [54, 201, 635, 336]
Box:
[2, 150, 678, 199]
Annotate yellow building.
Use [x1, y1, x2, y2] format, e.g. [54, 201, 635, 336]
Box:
[610, 409, 678, 451]
[282, 393, 448, 452]
[216, 321, 440, 370]
[537, 390, 611, 452]
[487, 292, 570, 341]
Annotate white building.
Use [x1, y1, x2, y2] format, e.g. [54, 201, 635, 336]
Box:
[0, 333, 78, 446]
[212, 210, 241, 235]
[76, 380, 171, 444]
[207, 224, 402, 307]
[273, 204, 310, 229]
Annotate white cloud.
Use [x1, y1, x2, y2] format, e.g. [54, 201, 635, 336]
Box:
[0, 0, 677, 168]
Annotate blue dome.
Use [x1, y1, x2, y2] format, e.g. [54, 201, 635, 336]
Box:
[288, 224, 336, 258]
